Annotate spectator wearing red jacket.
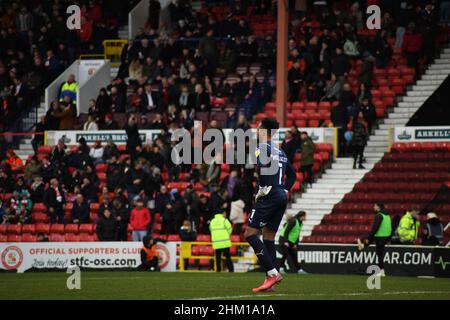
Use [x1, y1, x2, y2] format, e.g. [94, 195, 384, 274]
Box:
[78, 16, 93, 42]
[130, 197, 152, 241]
[87, 1, 102, 23]
[402, 22, 423, 71]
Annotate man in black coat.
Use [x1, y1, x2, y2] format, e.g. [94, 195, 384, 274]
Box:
[331, 47, 350, 81]
[331, 101, 349, 157]
[140, 83, 159, 112]
[71, 194, 90, 223]
[44, 178, 65, 224]
[96, 209, 118, 241]
[124, 160, 148, 204]
[41, 156, 56, 183]
[353, 97, 376, 134]
[288, 60, 303, 102]
[351, 114, 368, 169]
[31, 116, 47, 155]
[124, 116, 142, 160]
[281, 130, 299, 164]
[191, 84, 211, 112]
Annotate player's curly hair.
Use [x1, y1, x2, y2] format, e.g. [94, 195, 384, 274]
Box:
[260, 118, 279, 131]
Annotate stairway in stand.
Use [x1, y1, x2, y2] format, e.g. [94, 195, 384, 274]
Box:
[284, 43, 450, 240]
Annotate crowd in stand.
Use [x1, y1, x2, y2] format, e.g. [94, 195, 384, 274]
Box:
[0, 0, 445, 242]
[0, 0, 138, 144]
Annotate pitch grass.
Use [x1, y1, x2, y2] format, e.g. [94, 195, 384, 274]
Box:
[0, 272, 449, 300]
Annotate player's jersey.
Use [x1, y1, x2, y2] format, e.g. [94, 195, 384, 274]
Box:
[255, 142, 293, 190]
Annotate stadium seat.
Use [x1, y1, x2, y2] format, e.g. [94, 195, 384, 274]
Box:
[6, 224, 21, 234]
[22, 224, 36, 234]
[65, 234, 80, 242]
[168, 234, 181, 241]
[35, 223, 50, 234]
[7, 235, 21, 242]
[197, 235, 211, 242]
[50, 224, 65, 234]
[65, 224, 79, 234]
[79, 224, 95, 234]
[22, 234, 37, 242]
[49, 234, 65, 242]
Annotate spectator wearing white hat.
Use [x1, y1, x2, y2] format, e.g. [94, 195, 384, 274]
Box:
[422, 213, 444, 246]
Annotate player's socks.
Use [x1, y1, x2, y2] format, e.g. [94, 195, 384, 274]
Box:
[263, 239, 277, 269]
[267, 268, 279, 277]
[246, 235, 275, 271]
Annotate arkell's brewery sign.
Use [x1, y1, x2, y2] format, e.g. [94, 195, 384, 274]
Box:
[415, 129, 450, 139]
[394, 127, 450, 142]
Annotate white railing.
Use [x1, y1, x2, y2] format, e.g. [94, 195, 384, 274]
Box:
[45, 61, 78, 112]
[129, 0, 149, 39]
[77, 60, 111, 115]
[44, 60, 110, 116]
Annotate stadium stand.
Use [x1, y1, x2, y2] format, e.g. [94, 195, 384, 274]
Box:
[304, 142, 450, 244]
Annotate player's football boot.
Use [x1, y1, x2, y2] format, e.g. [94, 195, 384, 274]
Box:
[376, 269, 386, 277]
[252, 274, 283, 293]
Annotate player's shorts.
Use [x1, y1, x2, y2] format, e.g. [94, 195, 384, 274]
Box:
[248, 187, 288, 232]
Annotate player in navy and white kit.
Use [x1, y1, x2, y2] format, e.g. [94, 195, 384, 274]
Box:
[245, 118, 296, 293]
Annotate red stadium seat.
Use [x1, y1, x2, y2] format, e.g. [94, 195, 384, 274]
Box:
[65, 224, 79, 234]
[79, 224, 95, 234]
[7, 235, 21, 242]
[22, 224, 36, 234]
[50, 224, 65, 234]
[65, 234, 80, 242]
[31, 212, 49, 223]
[35, 223, 50, 234]
[49, 233, 65, 242]
[168, 234, 181, 241]
[197, 235, 211, 242]
[6, 224, 21, 234]
[32, 203, 47, 213]
[22, 234, 37, 242]
[90, 203, 100, 212]
[79, 234, 96, 242]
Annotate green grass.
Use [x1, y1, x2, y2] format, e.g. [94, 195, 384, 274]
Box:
[0, 272, 449, 300]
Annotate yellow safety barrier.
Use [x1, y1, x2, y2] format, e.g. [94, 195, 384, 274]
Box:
[388, 127, 392, 152]
[334, 127, 338, 160]
[102, 39, 128, 67]
[79, 54, 107, 60]
[179, 241, 258, 272]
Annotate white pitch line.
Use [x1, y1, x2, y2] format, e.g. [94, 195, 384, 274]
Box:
[335, 290, 450, 296]
[190, 294, 288, 300]
[190, 291, 450, 300]
[84, 276, 145, 280]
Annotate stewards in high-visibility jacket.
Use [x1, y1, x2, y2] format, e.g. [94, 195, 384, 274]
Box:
[209, 213, 234, 272]
[59, 74, 78, 105]
[139, 236, 160, 272]
[397, 208, 420, 244]
[278, 211, 306, 273]
[357, 202, 392, 277]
